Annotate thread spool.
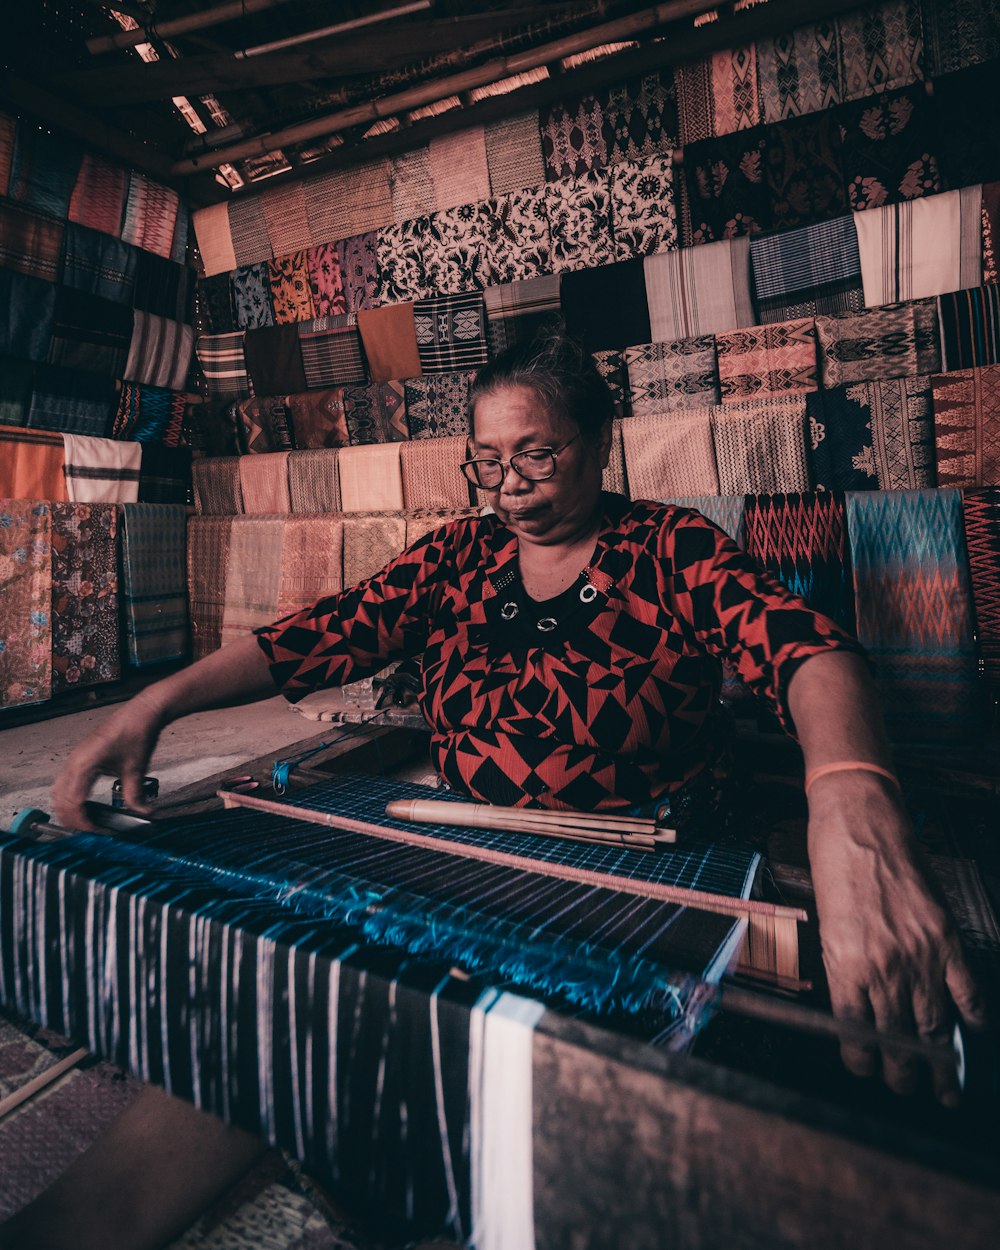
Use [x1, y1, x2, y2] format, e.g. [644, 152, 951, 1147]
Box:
[111, 777, 159, 810]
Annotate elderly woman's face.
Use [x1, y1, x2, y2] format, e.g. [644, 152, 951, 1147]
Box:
[471, 384, 609, 546]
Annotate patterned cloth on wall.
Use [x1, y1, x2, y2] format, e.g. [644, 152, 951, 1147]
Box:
[0, 270, 56, 361]
[284, 388, 350, 451]
[389, 147, 436, 221]
[855, 187, 983, 306]
[376, 220, 429, 304]
[620, 410, 720, 498]
[683, 128, 771, 243]
[0, 500, 52, 708]
[267, 252, 315, 325]
[120, 502, 188, 666]
[428, 128, 491, 211]
[422, 204, 488, 296]
[815, 299, 940, 387]
[675, 46, 761, 146]
[413, 293, 489, 373]
[961, 486, 1000, 685]
[243, 324, 307, 395]
[196, 332, 252, 402]
[341, 231, 380, 312]
[544, 169, 615, 273]
[232, 263, 276, 329]
[50, 501, 120, 693]
[932, 61, 1000, 191]
[357, 304, 422, 383]
[62, 434, 141, 503]
[604, 417, 627, 495]
[755, 22, 843, 124]
[8, 126, 79, 217]
[662, 495, 747, 545]
[560, 259, 650, 354]
[983, 181, 1000, 286]
[864, 375, 936, 491]
[0, 356, 33, 426]
[643, 237, 753, 341]
[0, 425, 67, 501]
[113, 382, 186, 445]
[598, 70, 678, 163]
[228, 196, 272, 268]
[610, 154, 678, 260]
[484, 112, 546, 194]
[592, 349, 630, 419]
[260, 181, 311, 257]
[846, 488, 979, 742]
[342, 512, 408, 585]
[0, 111, 12, 195]
[624, 337, 720, 415]
[400, 436, 472, 510]
[62, 223, 137, 306]
[838, 1, 925, 99]
[0, 200, 64, 281]
[715, 318, 818, 403]
[539, 93, 607, 180]
[199, 273, 236, 335]
[932, 366, 1000, 487]
[68, 152, 129, 238]
[191, 202, 237, 278]
[276, 515, 345, 616]
[303, 161, 393, 246]
[28, 365, 115, 437]
[806, 387, 879, 491]
[750, 216, 863, 323]
[479, 190, 552, 285]
[287, 448, 342, 513]
[764, 110, 847, 231]
[238, 452, 291, 514]
[919, 0, 999, 76]
[483, 276, 562, 356]
[48, 288, 133, 378]
[404, 371, 475, 439]
[219, 517, 285, 648]
[404, 507, 478, 548]
[230, 396, 294, 455]
[343, 381, 409, 445]
[187, 515, 233, 657]
[298, 315, 367, 389]
[135, 252, 193, 325]
[937, 285, 1000, 371]
[137, 444, 191, 504]
[338, 443, 405, 511]
[305, 241, 348, 318]
[193, 456, 244, 516]
[711, 396, 811, 494]
[838, 86, 941, 214]
[124, 313, 194, 391]
[121, 174, 180, 260]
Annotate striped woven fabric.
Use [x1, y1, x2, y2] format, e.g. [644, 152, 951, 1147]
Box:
[238, 452, 291, 515]
[343, 381, 408, 445]
[962, 488, 1000, 685]
[260, 181, 311, 257]
[62, 434, 141, 503]
[305, 241, 347, 318]
[338, 443, 405, 512]
[285, 388, 350, 450]
[711, 396, 811, 494]
[341, 231, 379, 312]
[8, 125, 79, 217]
[230, 396, 294, 455]
[643, 237, 753, 341]
[675, 44, 761, 145]
[544, 169, 615, 273]
[276, 515, 345, 616]
[389, 147, 435, 222]
[428, 127, 491, 211]
[47, 287, 133, 378]
[0, 200, 64, 281]
[137, 444, 191, 505]
[187, 515, 234, 657]
[297, 315, 367, 388]
[403, 370, 475, 439]
[624, 337, 720, 415]
[121, 173, 180, 260]
[62, 222, 137, 305]
[28, 364, 116, 437]
[67, 152, 128, 237]
[610, 154, 677, 261]
[191, 202, 237, 278]
[228, 197, 272, 268]
[932, 366, 1000, 488]
[124, 313, 194, 391]
[220, 517, 285, 648]
[0, 269, 55, 362]
[755, 21, 843, 124]
[342, 511, 408, 584]
[561, 259, 650, 353]
[846, 488, 980, 742]
[815, 299, 940, 387]
[113, 382, 186, 446]
[484, 111, 546, 194]
[592, 349, 630, 419]
[267, 252, 315, 325]
[400, 436, 472, 510]
[749, 217, 864, 322]
[120, 502, 189, 666]
[0, 499, 52, 707]
[483, 276, 561, 356]
[805, 388, 879, 491]
[0, 425, 68, 500]
[243, 324, 307, 396]
[357, 304, 421, 382]
[715, 318, 818, 403]
[864, 375, 935, 491]
[660, 495, 747, 545]
[287, 448, 342, 513]
[193, 456, 244, 516]
[620, 410, 720, 498]
[937, 285, 1000, 370]
[413, 293, 489, 373]
[232, 263, 275, 329]
[50, 501, 121, 693]
[195, 331, 251, 402]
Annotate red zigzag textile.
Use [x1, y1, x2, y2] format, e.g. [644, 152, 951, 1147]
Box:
[931, 366, 1000, 488]
[961, 488, 1000, 688]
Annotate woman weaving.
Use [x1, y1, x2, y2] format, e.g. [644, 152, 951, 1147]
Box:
[12, 333, 983, 1249]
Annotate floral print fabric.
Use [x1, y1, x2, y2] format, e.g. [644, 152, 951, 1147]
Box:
[610, 154, 678, 261]
[544, 169, 615, 273]
[50, 502, 121, 693]
[0, 500, 52, 708]
[267, 252, 315, 325]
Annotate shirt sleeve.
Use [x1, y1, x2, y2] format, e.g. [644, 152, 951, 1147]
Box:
[660, 506, 864, 736]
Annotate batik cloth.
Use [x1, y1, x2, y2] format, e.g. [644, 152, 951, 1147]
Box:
[192, 457, 244, 516]
[479, 190, 552, 286]
[539, 93, 607, 181]
[124, 313, 194, 391]
[483, 276, 562, 356]
[610, 154, 678, 261]
[0, 499, 52, 708]
[420, 204, 487, 295]
[749, 216, 864, 323]
[276, 516, 346, 616]
[937, 286, 1000, 371]
[838, 1, 925, 99]
[228, 196, 272, 268]
[560, 260, 650, 354]
[404, 371, 475, 439]
[745, 492, 856, 630]
[805, 387, 880, 492]
[0, 200, 64, 281]
[119, 502, 188, 666]
[755, 22, 843, 123]
[220, 517, 286, 648]
[375, 221, 429, 305]
[238, 452, 291, 515]
[484, 112, 546, 194]
[62, 223, 137, 305]
[711, 396, 811, 494]
[855, 187, 983, 305]
[137, 444, 191, 505]
[230, 396, 294, 456]
[305, 241, 348, 318]
[113, 383, 187, 446]
[62, 434, 141, 503]
[643, 237, 753, 341]
[191, 202, 237, 278]
[68, 152, 129, 238]
[341, 232, 380, 312]
[303, 161, 393, 245]
[341, 512, 408, 585]
[961, 487, 1000, 684]
[864, 375, 936, 491]
[260, 181, 311, 258]
[592, 349, 631, 419]
[839, 86, 941, 213]
[338, 443, 405, 512]
[232, 263, 276, 330]
[598, 70, 678, 163]
[287, 449, 342, 514]
[7, 126, 79, 217]
[266, 252, 315, 326]
[413, 293, 489, 373]
[121, 174, 180, 260]
[27, 365, 115, 437]
[815, 299, 940, 387]
[47, 288, 133, 378]
[675, 45, 761, 146]
[187, 515, 234, 657]
[428, 128, 491, 211]
[544, 169, 615, 273]
[0, 356, 33, 426]
[389, 147, 436, 221]
[683, 128, 771, 243]
[298, 315, 367, 389]
[715, 318, 818, 403]
[285, 388, 351, 451]
[932, 60, 1000, 190]
[624, 337, 720, 415]
[49, 501, 121, 693]
[357, 304, 422, 383]
[401, 437, 472, 511]
[0, 425, 67, 501]
[846, 488, 980, 743]
[0, 270, 55, 362]
[196, 332, 252, 402]
[198, 273, 236, 335]
[932, 366, 1000, 487]
[620, 410, 720, 498]
[764, 110, 847, 231]
[243, 325, 307, 396]
[343, 381, 409, 445]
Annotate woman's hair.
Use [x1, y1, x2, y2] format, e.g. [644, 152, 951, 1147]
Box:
[469, 325, 614, 441]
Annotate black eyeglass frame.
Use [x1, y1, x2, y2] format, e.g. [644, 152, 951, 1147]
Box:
[460, 432, 582, 489]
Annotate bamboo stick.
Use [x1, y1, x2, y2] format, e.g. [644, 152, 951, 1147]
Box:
[0, 1049, 90, 1124]
[87, 0, 304, 54]
[385, 797, 675, 840]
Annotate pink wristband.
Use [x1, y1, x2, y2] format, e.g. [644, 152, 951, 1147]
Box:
[804, 761, 901, 796]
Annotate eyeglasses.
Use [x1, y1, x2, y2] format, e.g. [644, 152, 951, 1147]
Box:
[460, 433, 581, 490]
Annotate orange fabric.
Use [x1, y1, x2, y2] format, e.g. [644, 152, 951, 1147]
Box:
[357, 303, 421, 382]
[0, 426, 68, 501]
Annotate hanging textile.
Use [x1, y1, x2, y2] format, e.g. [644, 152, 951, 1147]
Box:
[113, 382, 186, 446]
[932, 61, 1000, 191]
[919, 0, 998, 76]
[260, 181, 311, 258]
[983, 181, 1000, 286]
[342, 382, 409, 445]
[232, 263, 276, 329]
[305, 241, 348, 318]
[49, 501, 120, 693]
[230, 396, 294, 455]
[298, 315, 367, 389]
[711, 396, 811, 494]
[0, 111, 11, 196]
[855, 187, 983, 306]
[389, 147, 435, 222]
[137, 445, 191, 505]
[192, 202, 237, 278]
[421, 204, 488, 296]
[28, 365, 116, 437]
[170, 202, 189, 266]
[62, 223, 137, 306]
[219, 517, 285, 648]
[0, 200, 64, 281]
[357, 304, 421, 382]
[620, 410, 720, 498]
[198, 273, 236, 335]
[839, 86, 941, 214]
[749, 217, 863, 323]
[243, 324, 307, 395]
[187, 515, 234, 657]
[592, 349, 630, 419]
[228, 196, 272, 268]
[192, 456, 244, 516]
[560, 260, 650, 354]
[404, 507, 478, 547]
[266, 252, 315, 326]
[479, 189, 552, 285]
[0, 425, 67, 501]
[287, 448, 342, 514]
[544, 169, 615, 273]
[838, 1, 925, 99]
[62, 434, 141, 503]
[276, 516, 345, 616]
[375, 221, 429, 305]
[134, 252, 193, 325]
[961, 487, 1000, 686]
[121, 173, 180, 260]
[932, 366, 1000, 488]
[624, 337, 719, 415]
[8, 126, 79, 218]
[428, 127, 491, 210]
[238, 452, 291, 515]
[715, 318, 818, 403]
[285, 388, 351, 450]
[805, 387, 879, 492]
[864, 375, 935, 491]
[68, 152, 129, 238]
[47, 288, 133, 378]
[124, 313, 194, 391]
[937, 285, 1000, 371]
[610, 154, 678, 261]
[683, 128, 771, 244]
[0, 356, 34, 427]
[341, 231, 380, 312]
[484, 112, 546, 194]
[763, 110, 848, 231]
[303, 160, 393, 243]
[0, 499, 52, 708]
[661, 495, 747, 545]
[342, 512, 408, 584]
[675, 45, 761, 146]
[0, 270, 56, 362]
[643, 237, 753, 341]
[815, 299, 940, 387]
[604, 417, 628, 495]
[483, 276, 561, 357]
[413, 292, 489, 373]
[846, 488, 980, 743]
[120, 502, 188, 666]
[755, 22, 843, 124]
[403, 371, 475, 440]
[598, 70, 678, 164]
[400, 437, 472, 510]
[195, 331, 252, 402]
[539, 93, 607, 181]
[338, 443, 405, 512]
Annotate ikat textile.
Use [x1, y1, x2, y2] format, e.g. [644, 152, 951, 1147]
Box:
[744, 492, 855, 631]
[342, 512, 408, 585]
[0, 356, 33, 427]
[931, 366, 1000, 487]
[620, 410, 720, 498]
[120, 502, 188, 666]
[303, 161, 393, 245]
[49, 502, 120, 693]
[137, 444, 191, 505]
[937, 286, 1000, 371]
[855, 187, 983, 306]
[260, 181, 311, 258]
[805, 387, 879, 492]
[919, 0, 1000, 76]
[837, 1, 925, 100]
[230, 396, 294, 456]
[711, 396, 811, 494]
[47, 288, 132, 378]
[400, 437, 473, 510]
[961, 487, 1000, 684]
[267, 252, 315, 326]
[660, 495, 747, 546]
[610, 154, 678, 261]
[28, 365, 115, 437]
[560, 259, 650, 354]
[238, 452, 291, 515]
[592, 349, 630, 419]
[479, 190, 552, 285]
[0, 500, 52, 708]
[404, 371, 475, 439]
[192, 456, 244, 516]
[421, 204, 487, 296]
[0, 270, 56, 362]
[984, 181, 1000, 286]
[357, 304, 421, 383]
[539, 92, 607, 181]
[598, 71, 678, 163]
[715, 318, 818, 404]
[187, 515, 233, 656]
[297, 315, 367, 389]
[749, 217, 863, 323]
[121, 174, 179, 260]
[389, 147, 435, 222]
[124, 313, 194, 391]
[228, 196, 272, 268]
[243, 324, 307, 396]
[839, 86, 941, 214]
[846, 488, 980, 743]
[864, 375, 936, 491]
[305, 241, 347, 319]
[683, 128, 771, 244]
[763, 111, 847, 231]
[428, 128, 491, 211]
[675, 46, 761, 146]
[195, 332, 252, 403]
[0, 425, 67, 501]
[0, 200, 64, 282]
[338, 443, 405, 512]
[932, 62, 1000, 191]
[191, 202, 237, 278]
[8, 126, 78, 218]
[276, 516, 345, 616]
[198, 273, 236, 335]
[343, 381, 409, 445]
[483, 112, 546, 194]
[643, 237, 753, 341]
[624, 337, 720, 415]
[544, 169, 615, 273]
[68, 153, 128, 238]
[285, 388, 351, 451]
[755, 22, 843, 124]
[814, 299, 939, 387]
[62, 434, 141, 504]
[62, 223, 137, 306]
[376, 221, 429, 305]
[113, 382, 186, 446]
[134, 251, 194, 325]
[220, 517, 285, 647]
[341, 231, 380, 313]
[287, 448, 342, 514]
[232, 263, 275, 330]
[482, 275, 561, 356]
[413, 293, 489, 373]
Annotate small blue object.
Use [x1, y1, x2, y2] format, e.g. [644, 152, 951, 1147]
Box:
[271, 742, 336, 794]
[9, 808, 50, 838]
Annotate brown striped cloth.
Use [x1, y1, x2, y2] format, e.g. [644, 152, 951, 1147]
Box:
[50, 501, 121, 693]
[0, 200, 64, 281]
[0, 499, 52, 708]
[124, 312, 194, 391]
[413, 293, 489, 373]
[483, 276, 562, 356]
[238, 452, 291, 515]
[134, 251, 194, 325]
[285, 388, 351, 450]
[120, 502, 189, 666]
[711, 397, 811, 494]
[338, 443, 404, 512]
[195, 331, 252, 402]
[0, 425, 68, 500]
[932, 366, 1000, 488]
[243, 324, 307, 396]
[644, 237, 754, 341]
[342, 512, 408, 586]
[276, 515, 345, 617]
[68, 152, 129, 237]
[192, 456, 244, 516]
[620, 410, 720, 499]
[187, 515, 234, 658]
[220, 516, 285, 648]
[287, 449, 342, 514]
[62, 434, 141, 504]
[400, 436, 472, 511]
[298, 316, 367, 388]
[937, 285, 1000, 371]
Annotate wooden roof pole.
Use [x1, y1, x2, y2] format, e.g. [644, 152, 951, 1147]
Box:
[87, 0, 302, 54]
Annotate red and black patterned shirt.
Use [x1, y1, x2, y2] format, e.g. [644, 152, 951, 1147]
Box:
[256, 495, 859, 811]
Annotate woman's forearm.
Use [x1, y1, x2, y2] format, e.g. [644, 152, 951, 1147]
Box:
[134, 635, 280, 729]
[786, 650, 895, 775]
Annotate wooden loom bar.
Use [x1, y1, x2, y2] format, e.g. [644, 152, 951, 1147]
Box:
[385, 796, 675, 841]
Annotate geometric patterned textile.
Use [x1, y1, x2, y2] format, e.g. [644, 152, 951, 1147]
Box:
[266, 252, 315, 325]
[338, 444, 405, 513]
[675, 45, 761, 146]
[232, 263, 275, 330]
[845, 488, 980, 743]
[560, 259, 650, 354]
[400, 437, 473, 511]
[624, 336, 720, 415]
[287, 448, 342, 514]
[544, 169, 615, 273]
[342, 382, 409, 445]
[187, 515, 234, 657]
[120, 502, 189, 666]
[683, 128, 771, 243]
[297, 315, 367, 389]
[643, 236, 754, 341]
[197, 273, 236, 335]
[604, 417, 628, 495]
[259, 182, 311, 258]
[389, 146, 436, 221]
[755, 22, 843, 124]
[539, 92, 607, 181]
[838, 85, 942, 213]
[484, 111, 546, 195]
[961, 487, 1000, 685]
[931, 366, 1000, 487]
[220, 517, 285, 648]
[865, 374, 936, 491]
[112, 382, 186, 446]
[68, 152, 129, 239]
[749, 216, 864, 323]
[427, 128, 491, 212]
[303, 161, 393, 245]
[191, 201, 237, 278]
[341, 232, 379, 313]
[230, 396, 294, 456]
[711, 396, 811, 494]
[285, 388, 351, 451]
[404, 371, 475, 439]
[815, 299, 935, 387]
[195, 331, 252, 402]
[305, 240, 348, 318]
[598, 70, 678, 163]
[919, 0, 999, 76]
[937, 285, 1000, 371]
[49, 501, 121, 693]
[609, 154, 678, 260]
[341, 512, 408, 585]
[121, 174, 179, 261]
[482, 276, 562, 357]
[763, 110, 848, 232]
[26, 365, 115, 438]
[0, 499, 52, 708]
[192, 457, 244, 516]
[592, 349, 630, 419]
[413, 293, 489, 373]
[715, 318, 818, 403]
[838, 1, 925, 99]
[620, 410, 720, 499]
[228, 196, 272, 269]
[805, 386, 880, 492]
[479, 189, 552, 285]
[0, 200, 65, 282]
[659, 495, 747, 546]
[8, 126, 79, 218]
[276, 515, 345, 616]
[238, 451, 291, 515]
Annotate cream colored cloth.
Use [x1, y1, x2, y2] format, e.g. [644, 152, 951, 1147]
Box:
[192, 202, 237, 278]
[620, 411, 720, 498]
[400, 436, 472, 510]
[238, 452, 291, 515]
[62, 434, 141, 503]
[276, 516, 344, 615]
[428, 127, 491, 210]
[710, 396, 810, 494]
[338, 443, 405, 512]
[342, 512, 407, 585]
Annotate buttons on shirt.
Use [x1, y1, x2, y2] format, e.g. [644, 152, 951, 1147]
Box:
[536, 617, 558, 632]
[579, 583, 599, 603]
[500, 601, 519, 620]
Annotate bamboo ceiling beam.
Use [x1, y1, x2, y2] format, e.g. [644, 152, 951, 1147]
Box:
[87, 0, 304, 54]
